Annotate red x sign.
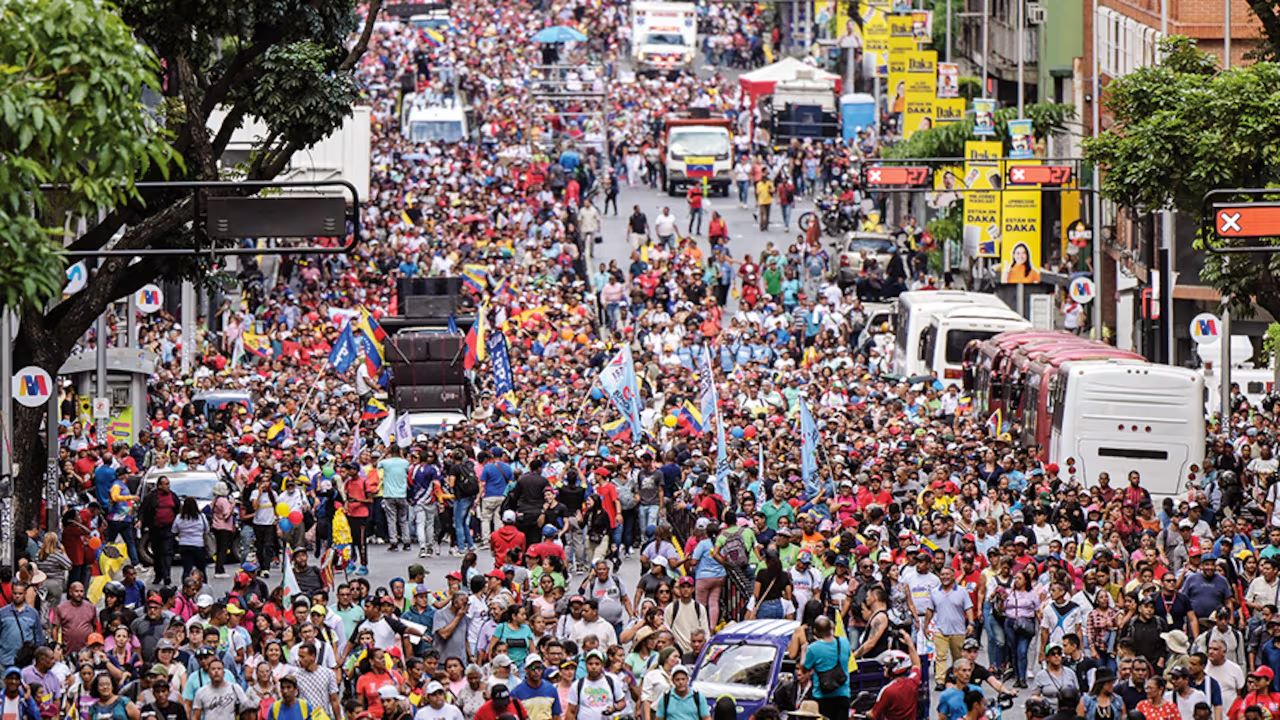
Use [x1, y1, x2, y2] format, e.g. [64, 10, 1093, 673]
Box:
[1214, 203, 1280, 238]
[1006, 165, 1073, 185]
[863, 166, 930, 186]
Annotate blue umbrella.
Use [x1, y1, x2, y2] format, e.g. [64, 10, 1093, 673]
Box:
[532, 25, 588, 44]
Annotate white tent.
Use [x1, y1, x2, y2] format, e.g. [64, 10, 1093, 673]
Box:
[738, 57, 841, 99]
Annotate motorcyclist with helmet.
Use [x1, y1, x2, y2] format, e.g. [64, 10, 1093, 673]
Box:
[870, 630, 922, 720]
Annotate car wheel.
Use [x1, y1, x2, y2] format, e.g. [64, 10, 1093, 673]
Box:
[137, 532, 153, 566]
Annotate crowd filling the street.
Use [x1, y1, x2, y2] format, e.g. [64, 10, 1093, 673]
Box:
[8, 4, 1277, 720]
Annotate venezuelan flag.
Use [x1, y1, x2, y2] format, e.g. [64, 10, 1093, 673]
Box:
[463, 307, 488, 370]
[266, 419, 290, 442]
[461, 264, 489, 293]
[957, 395, 973, 415]
[423, 27, 445, 47]
[493, 278, 516, 303]
[242, 330, 272, 359]
[676, 401, 704, 434]
[361, 397, 389, 421]
[602, 418, 632, 442]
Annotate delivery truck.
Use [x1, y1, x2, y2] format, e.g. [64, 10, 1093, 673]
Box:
[662, 111, 733, 196]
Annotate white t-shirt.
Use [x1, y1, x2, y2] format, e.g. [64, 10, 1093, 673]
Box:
[569, 675, 624, 720]
[1207, 659, 1246, 711]
[654, 214, 678, 238]
[1167, 688, 1208, 720]
[415, 704, 465, 720]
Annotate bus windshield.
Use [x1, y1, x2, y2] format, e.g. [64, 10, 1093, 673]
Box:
[410, 120, 464, 143]
[669, 131, 730, 158]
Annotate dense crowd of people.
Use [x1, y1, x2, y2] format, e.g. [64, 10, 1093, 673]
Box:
[9, 4, 1267, 720]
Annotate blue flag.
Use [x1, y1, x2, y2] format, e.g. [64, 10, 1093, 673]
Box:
[800, 398, 819, 495]
[448, 314, 460, 335]
[486, 331, 518, 413]
[328, 324, 358, 374]
[600, 345, 643, 443]
[715, 408, 730, 501]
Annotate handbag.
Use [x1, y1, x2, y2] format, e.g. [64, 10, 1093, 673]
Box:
[817, 637, 848, 693]
[746, 577, 778, 620]
[1012, 616, 1038, 637]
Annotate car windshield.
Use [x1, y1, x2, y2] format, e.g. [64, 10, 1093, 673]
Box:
[846, 237, 895, 253]
[694, 643, 776, 699]
[643, 32, 685, 46]
[410, 120, 464, 143]
[167, 475, 219, 501]
[669, 131, 729, 157]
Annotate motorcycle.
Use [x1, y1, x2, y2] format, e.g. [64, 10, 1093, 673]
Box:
[798, 198, 858, 237]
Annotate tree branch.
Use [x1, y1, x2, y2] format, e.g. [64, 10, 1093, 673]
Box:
[211, 100, 250, 157]
[176, 54, 220, 179]
[340, 0, 384, 72]
[199, 38, 276, 117]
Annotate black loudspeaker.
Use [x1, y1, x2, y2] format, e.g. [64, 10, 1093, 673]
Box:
[389, 361, 466, 386]
[386, 335, 463, 362]
[404, 295, 459, 318]
[394, 385, 468, 410]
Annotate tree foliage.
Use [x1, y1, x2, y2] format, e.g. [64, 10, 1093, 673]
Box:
[1083, 36, 1280, 320]
[882, 102, 1075, 159]
[2, 0, 379, 534]
[0, 0, 174, 309]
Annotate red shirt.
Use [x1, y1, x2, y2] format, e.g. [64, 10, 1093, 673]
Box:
[474, 699, 526, 720]
[871, 669, 920, 720]
[490, 526, 527, 564]
[527, 541, 565, 562]
[596, 483, 620, 528]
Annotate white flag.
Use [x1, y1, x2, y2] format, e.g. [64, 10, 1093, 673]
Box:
[394, 412, 414, 448]
[375, 409, 396, 446]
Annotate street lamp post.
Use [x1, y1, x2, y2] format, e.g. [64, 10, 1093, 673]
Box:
[1016, 0, 1025, 116]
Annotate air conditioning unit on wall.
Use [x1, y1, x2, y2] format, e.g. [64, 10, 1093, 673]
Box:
[1027, 3, 1046, 24]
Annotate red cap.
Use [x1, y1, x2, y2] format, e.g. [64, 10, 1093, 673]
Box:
[487, 569, 505, 580]
[854, 546, 871, 557]
[146, 594, 164, 606]
[235, 572, 251, 586]
[1045, 463, 1060, 474]
[593, 468, 610, 477]
[446, 571, 463, 581]
[1252, 667, 1276, 681]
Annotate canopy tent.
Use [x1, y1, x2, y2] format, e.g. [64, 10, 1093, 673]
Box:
[738, 57, 842, 99]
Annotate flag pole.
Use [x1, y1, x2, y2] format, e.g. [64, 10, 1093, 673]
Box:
[291, 354, 334, 426]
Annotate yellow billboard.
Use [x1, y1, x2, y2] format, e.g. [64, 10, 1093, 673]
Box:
[904, 91, 935, 138]
[935, 98, 966, 124]
[964, 141, 1003, 259]
[1000, 160, 1043, 283]
[861, 0, 891, 77]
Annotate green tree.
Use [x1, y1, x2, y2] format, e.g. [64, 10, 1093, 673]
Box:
[882, 102, 1074, 159]
[1083, 36, 1280, 322]
[3, 0, 380, 534]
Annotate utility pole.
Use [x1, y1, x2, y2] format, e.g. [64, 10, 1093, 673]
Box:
[981, 0, 990, 97]
[1160, 0, 1174, 364]
[1221, 304, 1232, 421]
[1090, 0, 1103, 340]
[1016, 0, 1025, 116]
[1224, 0, 1231, 68]
[95, 313, 108, 440]
[181, 281, 195, 373]
[945, 0, 952, 61]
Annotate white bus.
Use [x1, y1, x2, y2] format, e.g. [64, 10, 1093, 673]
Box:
[892, 290, 1019, 379]
[919, 305, 1031, 386]
[1048, 360, 1205, 499]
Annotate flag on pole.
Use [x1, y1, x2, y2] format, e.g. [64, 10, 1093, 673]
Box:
[602, 418, 632, 442]
[486, 331, 518, 413]
[354, 307, 387, 375]
[676, 401, 704, 434]
[349, 431, 365, 460]
[242, 330, 273, 359]
[714, 408, 730, 501]
[696, 346, 718, 425]
[281, 544, 301, 604]
[463, 306, 488, 370]
[447, 314, 460, 335]
[599, 345, 643, 443]
[394, 412, 414, 448]
[799, 398, 819, 496]
[361, 397, 389, 420]
[266, 418, 290, 442]
[375, 410, 396, 446]
[231, 335, 245, 367]
[985, 408, 1003, 436]
[461, 264, 489, 293]
[328, 324, 359, 374]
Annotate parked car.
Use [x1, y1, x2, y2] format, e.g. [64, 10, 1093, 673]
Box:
[136, 469, 232, 566]
[834, 232, 897, 289]
[192, 390, 253, 419]
[691, 619, 931, 720]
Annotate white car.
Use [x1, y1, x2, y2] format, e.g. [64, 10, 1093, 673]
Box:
[834, 232, 897, 288]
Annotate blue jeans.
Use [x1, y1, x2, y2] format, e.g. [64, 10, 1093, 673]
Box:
[638, 505, 659, 536]
[756, 599, 785, 619]
[1004, 617, 1034, 682]
[108, 520, 139, 566]
[983, 602, 1006, 670]
[454, 496, 475, 550]
[737, 180, 749, 205]
[781, 204, 792, 230]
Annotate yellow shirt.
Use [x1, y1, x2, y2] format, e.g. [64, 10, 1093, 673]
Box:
[756, 180, 774, 205]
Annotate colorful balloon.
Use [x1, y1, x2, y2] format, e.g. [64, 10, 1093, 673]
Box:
[288, 510, 304, 525]
[279, 518, 294, 532]
[275, 502, 290, 518]
[731, 426, 745, 439]
[88, 537, 102, 550]
[663, 415, 678, 428]
[590, 387, 603, 401]
[743, 426, 758, 439]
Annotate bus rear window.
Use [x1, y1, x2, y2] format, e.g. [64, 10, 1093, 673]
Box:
[1097, 448, 1170, 460]
[945, 330, 1000, 364]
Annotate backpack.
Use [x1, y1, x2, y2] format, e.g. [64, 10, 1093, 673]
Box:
[455, 464, 479, 499]
[575, 675, 619, 710]
[661, 690, 703, 720]
[718, 528, 750, 568]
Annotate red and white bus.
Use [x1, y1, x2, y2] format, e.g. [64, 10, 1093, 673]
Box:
[964, 330, 1204, 498]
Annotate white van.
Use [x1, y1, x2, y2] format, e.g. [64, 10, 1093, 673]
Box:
[892, 290, 1017, 378]
[920, 305, 1031, 386]
[401, 93, 472, 144]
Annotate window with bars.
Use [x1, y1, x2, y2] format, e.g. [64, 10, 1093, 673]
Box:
[1097, 7, 1161, 77]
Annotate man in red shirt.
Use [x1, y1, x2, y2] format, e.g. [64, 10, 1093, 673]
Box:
[870, 636, 922, 720]
[490, 510, 527, 564]
[474, 683, 527, 720]
[686, 183, 704, 235]
[527, 525, 566, 563]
